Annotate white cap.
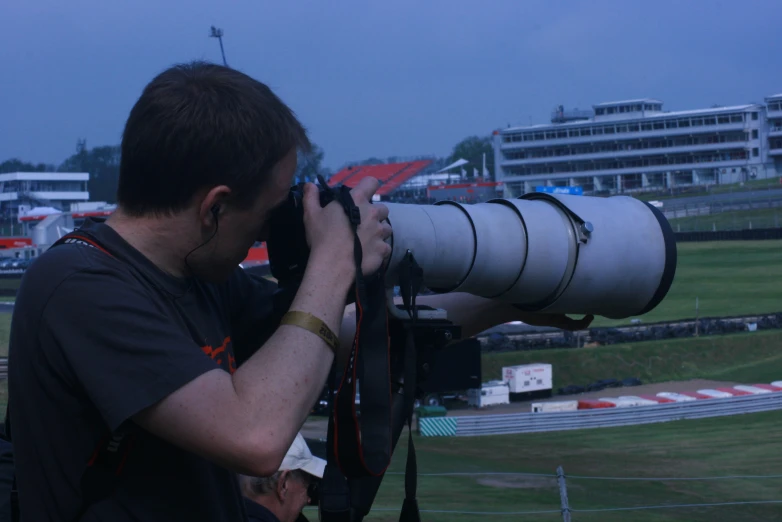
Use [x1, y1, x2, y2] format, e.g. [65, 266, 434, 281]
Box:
[279, 433, 326, 479]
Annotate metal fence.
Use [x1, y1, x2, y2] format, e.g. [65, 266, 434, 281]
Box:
[661, 187, 782, 232]
[419, 392, 782, 437]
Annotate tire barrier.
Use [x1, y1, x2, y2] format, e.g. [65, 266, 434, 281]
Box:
[558, 377, 643, 396]
[419, 385, 782, 437]
[674, 227, 782, 242]
[479, 312, 782, 353]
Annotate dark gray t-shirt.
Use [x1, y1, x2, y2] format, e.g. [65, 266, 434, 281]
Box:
[8, 218, 281, 521]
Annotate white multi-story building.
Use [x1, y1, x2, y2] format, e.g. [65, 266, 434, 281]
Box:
[0, 171, 90, 219]
[493, 96, 782, 196]
[766, 93, 782, 163]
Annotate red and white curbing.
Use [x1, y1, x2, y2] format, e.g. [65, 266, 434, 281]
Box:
[532, 382, 782, 412]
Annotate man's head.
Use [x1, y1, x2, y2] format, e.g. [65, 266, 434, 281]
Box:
[112, 60, 311, 281]
[241, 433, 326, 522]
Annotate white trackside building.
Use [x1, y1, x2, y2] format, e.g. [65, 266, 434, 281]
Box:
[493, 95, 782, 196]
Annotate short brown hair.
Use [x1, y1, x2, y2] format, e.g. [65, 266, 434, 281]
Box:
[117, 61, 311, 216]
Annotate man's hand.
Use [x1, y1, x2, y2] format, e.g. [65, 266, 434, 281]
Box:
[349, 177, 393, 276]
[301, 177, 392, 282]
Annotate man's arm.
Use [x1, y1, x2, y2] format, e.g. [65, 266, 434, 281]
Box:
[136, 178, 392, 478]
[134, 251, 354, 477]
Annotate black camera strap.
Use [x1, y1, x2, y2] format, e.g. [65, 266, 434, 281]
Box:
[397, 251, 423, 522]
[318, 179, 394, 521]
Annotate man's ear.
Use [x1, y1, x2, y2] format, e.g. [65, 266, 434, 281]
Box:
[276, 470, 289, 501]
[199, 185, 232, 227]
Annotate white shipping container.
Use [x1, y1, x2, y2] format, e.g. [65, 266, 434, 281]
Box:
[531, 400, 578, 413]
[772, 381, 782, 388]
[502, 363, 552, 393]
[468, 380, 510, 408]
[697, 389, 733, 398]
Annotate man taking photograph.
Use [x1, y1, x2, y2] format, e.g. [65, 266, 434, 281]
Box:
[7, 61, 590, 521]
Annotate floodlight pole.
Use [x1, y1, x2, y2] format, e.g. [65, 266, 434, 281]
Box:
[210, 26, 228, 67]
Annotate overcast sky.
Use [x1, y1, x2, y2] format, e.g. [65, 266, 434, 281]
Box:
[3, 0, 782, 171]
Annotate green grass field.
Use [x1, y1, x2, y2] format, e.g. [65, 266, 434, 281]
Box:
[0, 315, 9, 359]
[341, 411, 782, 522]
[595, 239, 782, 327]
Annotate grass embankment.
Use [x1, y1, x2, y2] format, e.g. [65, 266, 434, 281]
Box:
[593, 240, 782, 327]
[0, 315, 9, 359]
[668, 207, 782, 232]
[348, 411, 782, 522]
[481, 329, 782, 388]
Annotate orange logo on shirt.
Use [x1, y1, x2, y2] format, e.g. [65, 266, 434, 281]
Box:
[201, 336, 236, 374]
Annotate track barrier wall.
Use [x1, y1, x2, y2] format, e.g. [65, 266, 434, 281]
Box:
[418, 392, 782, 437]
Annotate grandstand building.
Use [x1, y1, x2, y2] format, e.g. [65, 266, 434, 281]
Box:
[493, 95, 782, 196]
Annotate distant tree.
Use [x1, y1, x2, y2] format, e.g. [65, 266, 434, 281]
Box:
[295, 142, 326, 183]
[0, 158, 56, 173]
[355, 157, 385, 166]
[448, 135, 495, 179]
[58, 140, 121, 203]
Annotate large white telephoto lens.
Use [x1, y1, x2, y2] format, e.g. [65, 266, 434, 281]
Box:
[383, 193, 677, 320]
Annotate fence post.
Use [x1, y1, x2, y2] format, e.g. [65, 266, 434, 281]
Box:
[557, 465, 571, 522]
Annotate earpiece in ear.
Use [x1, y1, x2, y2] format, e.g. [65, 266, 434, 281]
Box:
[211, 204, 220, 218]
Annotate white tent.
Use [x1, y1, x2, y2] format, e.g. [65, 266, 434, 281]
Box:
[436, 158, 469, 173]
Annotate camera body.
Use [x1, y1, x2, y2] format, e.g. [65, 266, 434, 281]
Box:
[266, 179, 340, 290]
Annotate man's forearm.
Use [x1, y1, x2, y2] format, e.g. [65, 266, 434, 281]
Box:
[230, 255, 352, 463]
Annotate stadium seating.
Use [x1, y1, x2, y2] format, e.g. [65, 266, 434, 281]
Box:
[327, 165, 364, 186]
[377, 160, 432, 196]
[327, 160, 433, 197]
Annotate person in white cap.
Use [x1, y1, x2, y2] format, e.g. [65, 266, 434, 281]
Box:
[240, 433, 326, 522]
